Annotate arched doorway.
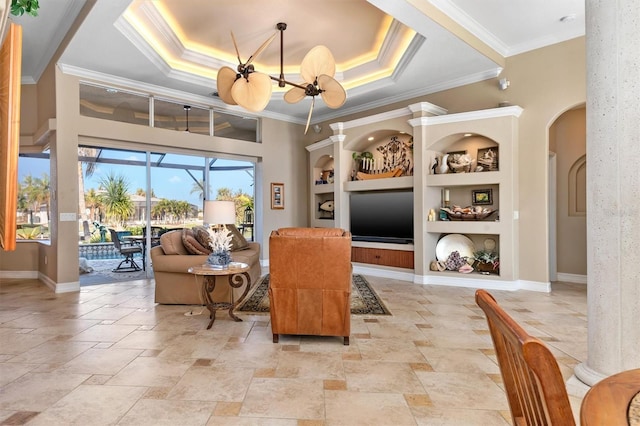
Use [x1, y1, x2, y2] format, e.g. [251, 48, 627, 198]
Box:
[548, 105, 587, 284]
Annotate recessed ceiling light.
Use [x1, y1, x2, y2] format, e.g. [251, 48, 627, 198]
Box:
[105, 88, 118, 93]
[464, 133, 472, 137]
[367, 136, 374, 141]
[560, 14, 576, 23]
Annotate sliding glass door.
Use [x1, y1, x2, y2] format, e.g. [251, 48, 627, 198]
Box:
[77, 145, 254, 280]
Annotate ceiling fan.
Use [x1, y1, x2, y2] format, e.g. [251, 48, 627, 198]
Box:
[216, 22, 346, 134]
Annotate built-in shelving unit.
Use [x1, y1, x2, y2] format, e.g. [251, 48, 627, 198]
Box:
[419, 106, 522, 286]
[306, 103, 524, 289]
[307, 140, 336, 228]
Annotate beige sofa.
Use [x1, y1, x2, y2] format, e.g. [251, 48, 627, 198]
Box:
[150, 228, 261, 304]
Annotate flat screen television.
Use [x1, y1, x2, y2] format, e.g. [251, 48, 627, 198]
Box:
[350, 190, 414, 244]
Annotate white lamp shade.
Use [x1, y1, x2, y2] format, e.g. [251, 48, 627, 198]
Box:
[203, 200, 236, 225]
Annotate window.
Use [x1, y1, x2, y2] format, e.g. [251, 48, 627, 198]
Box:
[79, 82, 259, 142]
[17, 153, 51, 240]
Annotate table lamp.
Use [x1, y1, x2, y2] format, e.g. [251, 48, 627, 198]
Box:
[203, 200, 236, 228]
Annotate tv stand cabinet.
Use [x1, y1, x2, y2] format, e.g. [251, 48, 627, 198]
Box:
[351, 245, 414, 269]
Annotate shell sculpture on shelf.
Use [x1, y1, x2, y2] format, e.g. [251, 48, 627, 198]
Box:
[319, 200, 334, 212]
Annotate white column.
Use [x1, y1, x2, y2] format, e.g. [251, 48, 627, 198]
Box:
[575, 0, 640, 385]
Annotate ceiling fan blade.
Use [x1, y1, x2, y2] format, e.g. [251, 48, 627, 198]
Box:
[284, 86, 306, 104]
[301, 45, 336, 83]
[230, 31, 242, 64]
[230, 72, 272, 112]
[216, 66, 239, 105]
[246, 33, 277, 66]
[318, 74, 346, 109]
[304, 97, 315, 135]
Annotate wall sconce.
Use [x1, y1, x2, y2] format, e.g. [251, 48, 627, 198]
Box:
[499, 78, 510, 91]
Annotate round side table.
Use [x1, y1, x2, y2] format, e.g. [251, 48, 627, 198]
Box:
[188, 262, 251, 329]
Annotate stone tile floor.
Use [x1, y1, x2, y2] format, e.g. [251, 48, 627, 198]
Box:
[0, 274, 587, 425]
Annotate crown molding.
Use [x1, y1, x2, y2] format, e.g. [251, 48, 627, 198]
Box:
[305, 138, 333, 152]
[428, 0, 510, 56]
[408, 105, 523, 127]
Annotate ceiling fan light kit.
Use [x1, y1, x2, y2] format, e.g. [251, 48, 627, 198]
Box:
[216, 22, 346, 133]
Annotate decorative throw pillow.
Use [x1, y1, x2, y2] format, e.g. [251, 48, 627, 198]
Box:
[182, 228, 211, 255]
[192, 226, 212, 251]
[226, 224, 249, 251]
[159, 230, 189, 255]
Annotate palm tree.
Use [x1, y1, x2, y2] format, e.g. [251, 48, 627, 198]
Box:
[16, 181, 29, 223]
[175, 200, 192, 222]
[215, 187, 253, 224]
[20, 173, 50, 224]
[78, 147, 98, 220]
[152, 199, 174, 223]
[190, 178, 210, 201]
[85, 188, 102, 222]
[99, 172, 134, 228]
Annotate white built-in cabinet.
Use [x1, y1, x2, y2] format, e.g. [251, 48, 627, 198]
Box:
[306, 103, 523, 289]
[308, 140, 336, 228]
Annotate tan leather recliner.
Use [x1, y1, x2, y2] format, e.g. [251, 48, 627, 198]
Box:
[268, 227, 352, 345]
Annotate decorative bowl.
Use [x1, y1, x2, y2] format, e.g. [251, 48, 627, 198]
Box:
[441, 207, 497, 221]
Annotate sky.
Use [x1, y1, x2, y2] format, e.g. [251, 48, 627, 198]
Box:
[18, 151, 254, 207]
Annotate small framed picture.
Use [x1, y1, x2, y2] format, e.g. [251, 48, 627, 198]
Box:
[271, 182, 284, 209]
[472, 189, 493, 205]
[476, 147, 498, 171]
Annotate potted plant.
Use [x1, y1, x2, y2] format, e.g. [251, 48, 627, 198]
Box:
[11, 0, 40, 16]
[473, 250, 499, 274]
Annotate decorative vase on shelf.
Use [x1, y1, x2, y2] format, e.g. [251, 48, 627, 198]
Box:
[207, 250, 232, 268]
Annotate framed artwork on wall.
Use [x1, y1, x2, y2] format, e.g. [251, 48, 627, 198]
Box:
[472, 189, 493, 205]
[271, 183, 284, 209]
[476, 147, 499, 171]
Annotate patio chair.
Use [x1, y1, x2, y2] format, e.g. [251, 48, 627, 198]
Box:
[108, 228, 142, 272]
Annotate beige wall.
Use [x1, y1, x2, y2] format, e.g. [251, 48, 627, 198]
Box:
[0, 241, 39, 272]
[550, 107, 587, 276]
[260, 118, 309, 259]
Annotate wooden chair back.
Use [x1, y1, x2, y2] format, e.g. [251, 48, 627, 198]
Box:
[475, 289, 575, 426]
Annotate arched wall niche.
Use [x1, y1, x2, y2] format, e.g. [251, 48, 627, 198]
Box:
[568, 155, 586, 216]
[344, 128, 408, 152]
[428, 132, 499, 174]
[341, 113, 413, 152]
[313, 154, 335, 184]
[347, 130, 414, 177]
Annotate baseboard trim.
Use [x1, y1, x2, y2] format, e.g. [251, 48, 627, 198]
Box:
[0, 270, 38, 279]
[414, 275, 551, 293]
[36, 273, 79, 293]
[352, 264, 414, 282]
[556, 272, 587, 284]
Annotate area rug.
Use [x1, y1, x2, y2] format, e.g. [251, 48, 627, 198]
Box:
[236, 274, 391, 315]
